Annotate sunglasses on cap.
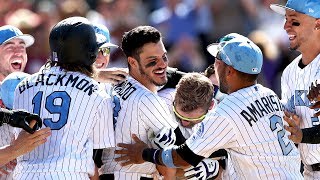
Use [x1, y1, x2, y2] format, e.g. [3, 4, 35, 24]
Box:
[172, 102, 207, 122]
[99, 47, 111, 56]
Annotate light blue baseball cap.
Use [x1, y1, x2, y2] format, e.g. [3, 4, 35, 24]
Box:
[0, 72, 29, 109]
[207, 34, 263, 74]
[270, 0, 320, 18]
[0, 25, 34, 47]
[93, 23, 118, 49]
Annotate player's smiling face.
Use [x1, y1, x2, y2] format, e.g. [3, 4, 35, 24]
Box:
[93, 49, 110, 69]
[284, 10, 318, 52]
[0, 38, 28, 81]
[132, 40, 168, 91]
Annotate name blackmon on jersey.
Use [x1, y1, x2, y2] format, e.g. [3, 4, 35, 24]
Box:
[18, 73, 98, 96]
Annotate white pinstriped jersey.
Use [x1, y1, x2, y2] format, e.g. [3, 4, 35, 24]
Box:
[99, 76, 178, 179]
[0, 89, 15, 180]
[12, 67, 115, 178]
[186, 84, 302, 179]
[157, 88, 175, 108]
[0, 124, 14, 180]
[281, 54, 320, 167]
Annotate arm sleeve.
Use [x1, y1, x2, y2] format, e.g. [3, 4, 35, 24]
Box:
[301, 126, 320, 144]
[0, 108, 6, 126]
[174, 126, 186, 146]
[176, 143, 205, 167]
[93, 149, 103, 168]
[0, 108, 13, 126]
[93, 97, 115, 149]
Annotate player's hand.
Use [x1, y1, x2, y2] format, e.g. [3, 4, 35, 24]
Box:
[7, 110, 42, 134]
[96, 68, 128, 84]
[11, 127, 51, 158]
[307, 80, 320, 102]
[115, 134, 148, 166]
[184, 158, 219, 180]
[284, 111, 303, 143]
[307, 80, 320, 115]
[151, 127, 176, 149]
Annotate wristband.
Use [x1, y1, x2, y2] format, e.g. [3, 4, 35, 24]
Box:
[142, 148, 157, 164]
[161, 149, 178, 168]
[301, 127, 320, 144]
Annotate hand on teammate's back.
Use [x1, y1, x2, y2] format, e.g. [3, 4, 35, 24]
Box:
[307, 80, 320, 116]
[96, 68, 128, 85]
[283, 111, 303, 143]
[7, 110, 42, 134]
[115, 134, 148, 166]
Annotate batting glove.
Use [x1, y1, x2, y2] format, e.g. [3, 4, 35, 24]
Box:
[3, 109, 42, 134]
[184, 158, 219, 180]
[151, 127, 176, 149]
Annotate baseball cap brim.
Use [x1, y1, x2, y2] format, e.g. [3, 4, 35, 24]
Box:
[270, 4, 296, 16]
[2, 34, 35, 47]
[207, 43, 220, 57]
[99, 42, 118, 49]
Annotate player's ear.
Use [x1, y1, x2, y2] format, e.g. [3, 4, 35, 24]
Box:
[226, 66, 235, 77]
[208, 100, 215, 110]
[315, 19, 320, 30]
[128, 57, 138, 68]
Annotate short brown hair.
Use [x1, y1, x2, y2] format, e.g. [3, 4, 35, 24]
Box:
[174, 73, 214, 112]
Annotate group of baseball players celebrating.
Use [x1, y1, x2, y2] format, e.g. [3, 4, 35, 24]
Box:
[0, 0, 320, 179]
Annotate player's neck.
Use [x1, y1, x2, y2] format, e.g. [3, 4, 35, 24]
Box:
[300, 41, 320, 65]
[0, 74, 5, 82]
[301, 51, 320, 65]
[229, 81, 256, 94]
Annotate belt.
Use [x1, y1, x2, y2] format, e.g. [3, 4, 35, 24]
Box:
[311, 163, 320, 171]
[99, 174, 153, 180]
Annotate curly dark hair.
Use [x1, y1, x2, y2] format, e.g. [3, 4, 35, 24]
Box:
[121, 26, 161, 61]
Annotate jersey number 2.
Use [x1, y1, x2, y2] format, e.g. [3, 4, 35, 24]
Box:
[32, 91, 71, 130]
[270, 115, 293, 155]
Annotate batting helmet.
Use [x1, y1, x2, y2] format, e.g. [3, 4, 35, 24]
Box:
[49, 16, 98, 66]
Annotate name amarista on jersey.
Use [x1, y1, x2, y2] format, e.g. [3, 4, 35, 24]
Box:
[240, 94, 283, 126]
[18, 73, 98, 96]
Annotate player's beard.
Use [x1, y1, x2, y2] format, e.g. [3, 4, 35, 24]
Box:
[138, 63, 167, 86]
[218, 67, 229, 94]
[289, 43, 299, 51]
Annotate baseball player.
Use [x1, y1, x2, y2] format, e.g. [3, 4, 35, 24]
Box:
[92, 23, 128, 96]
[0, 25, 35, 179]
[115, 34, 303, 179]
[270, 0, 320, 178]
[158, 72, 221, 179]
[98, 26, 181, 180]
[13, 17, 115, 179]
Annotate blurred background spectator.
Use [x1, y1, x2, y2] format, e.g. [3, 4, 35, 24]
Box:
[0, 0, 299, 96]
